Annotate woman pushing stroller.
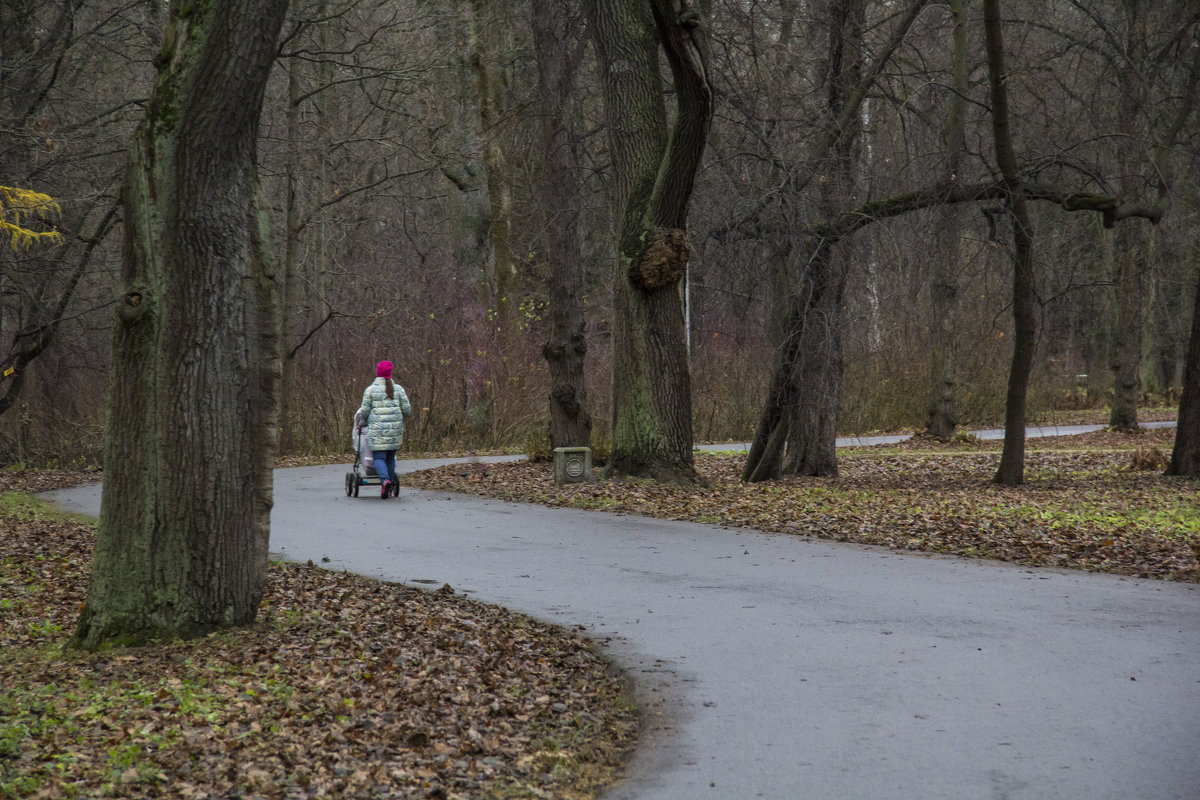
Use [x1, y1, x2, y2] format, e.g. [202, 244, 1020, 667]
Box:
[359, 360, 412, 498]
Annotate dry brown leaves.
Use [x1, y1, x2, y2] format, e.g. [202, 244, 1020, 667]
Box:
[399, 427, 1199, 582]
[0, 476, 636, 800]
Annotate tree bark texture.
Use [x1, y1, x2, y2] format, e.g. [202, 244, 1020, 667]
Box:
[280, 55, 303, 454]
[1108, 2, 1149, 431]
[1151, 224, 1186, 395]
[469, 0, 518, 341]
[926, 253, 960, 439]
[926, 0, 967, 440]
[985, 0, 1037, 486]
[778, 0, 862, 479]
[743, 0, 866, 481]
[587, 0, 713, 484]
[744, 239, 819, 483]
[1109, 222, 1147, 430]
[783, 240, 848, 477]
[1166, 264, 1200, 477]
[75, 0, 286, 649]
[532, 0, 591, 450]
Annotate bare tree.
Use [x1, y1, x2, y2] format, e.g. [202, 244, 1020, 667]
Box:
[743, 0, 930, 482]
[925, 0, 968, 440]
[984, 0, 1037, 486]
[0, 0, 152, 454]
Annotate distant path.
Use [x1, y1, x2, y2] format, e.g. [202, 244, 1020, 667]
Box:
[42, 419, 1198, 800]
[695, 420, 1178, 452]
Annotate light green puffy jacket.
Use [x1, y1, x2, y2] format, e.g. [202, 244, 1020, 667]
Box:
[359, 378, 412, 451]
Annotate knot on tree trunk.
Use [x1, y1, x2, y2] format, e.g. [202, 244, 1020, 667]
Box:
[551, 384, 581, 416]
[118, 287, 151, 323]
[629, 228, 689, 291]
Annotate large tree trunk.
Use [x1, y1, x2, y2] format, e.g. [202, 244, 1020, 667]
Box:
[1166, 264, 1200, 477]
[926, 238, 960, 439]
[985, 0, 1037, 487]
[744, 239, 838, 481]
[532, 0, 591, 450]
[744, 240, 810, 483]
[776, 0, 863, 478]
[587, 0, 712, 484]
[783, 241, 848, 477]
[1109, 222, 1147, 430]
[1108, 4, 1149, 430]
[926, 0, 967, 440]
[75, 0, 287, 649]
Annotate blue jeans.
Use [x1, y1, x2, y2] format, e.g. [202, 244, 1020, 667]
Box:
[372, 450, 396, 483]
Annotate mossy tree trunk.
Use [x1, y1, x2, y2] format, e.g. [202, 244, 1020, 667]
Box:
[532, 0, 592, 450]
[586, 0, 713, 484]
[74, 0, 287, 649]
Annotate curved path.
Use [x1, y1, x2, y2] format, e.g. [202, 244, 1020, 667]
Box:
[44, 435, 1199, 800]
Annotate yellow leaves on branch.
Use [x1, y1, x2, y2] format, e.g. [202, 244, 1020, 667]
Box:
[0, 185, 65, 251]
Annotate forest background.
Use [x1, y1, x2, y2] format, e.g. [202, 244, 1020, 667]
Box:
[2, 3, 1197, 789]
[2, 0, 1197, 468]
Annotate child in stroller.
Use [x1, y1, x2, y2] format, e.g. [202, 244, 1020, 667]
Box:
[345, 408, 399, 497]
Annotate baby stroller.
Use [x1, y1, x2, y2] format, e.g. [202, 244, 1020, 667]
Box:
[345, 409, 399, 497]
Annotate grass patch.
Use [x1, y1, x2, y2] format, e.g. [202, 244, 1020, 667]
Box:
[0, 492, 92, 526]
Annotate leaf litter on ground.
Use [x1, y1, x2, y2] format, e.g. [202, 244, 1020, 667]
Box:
[0, 471, 637, 800]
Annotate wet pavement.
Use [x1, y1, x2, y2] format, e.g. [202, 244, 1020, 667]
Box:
[43, 423, 1199, 800]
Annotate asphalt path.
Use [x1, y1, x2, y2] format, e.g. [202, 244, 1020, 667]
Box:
[43, 426, 1199, 800]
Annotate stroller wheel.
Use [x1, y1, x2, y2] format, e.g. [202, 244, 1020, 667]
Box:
[353, 477, 360, 497]
[345, 472, 354, 497]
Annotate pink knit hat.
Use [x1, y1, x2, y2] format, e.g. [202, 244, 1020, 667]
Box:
[376, 360, 393, 378]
